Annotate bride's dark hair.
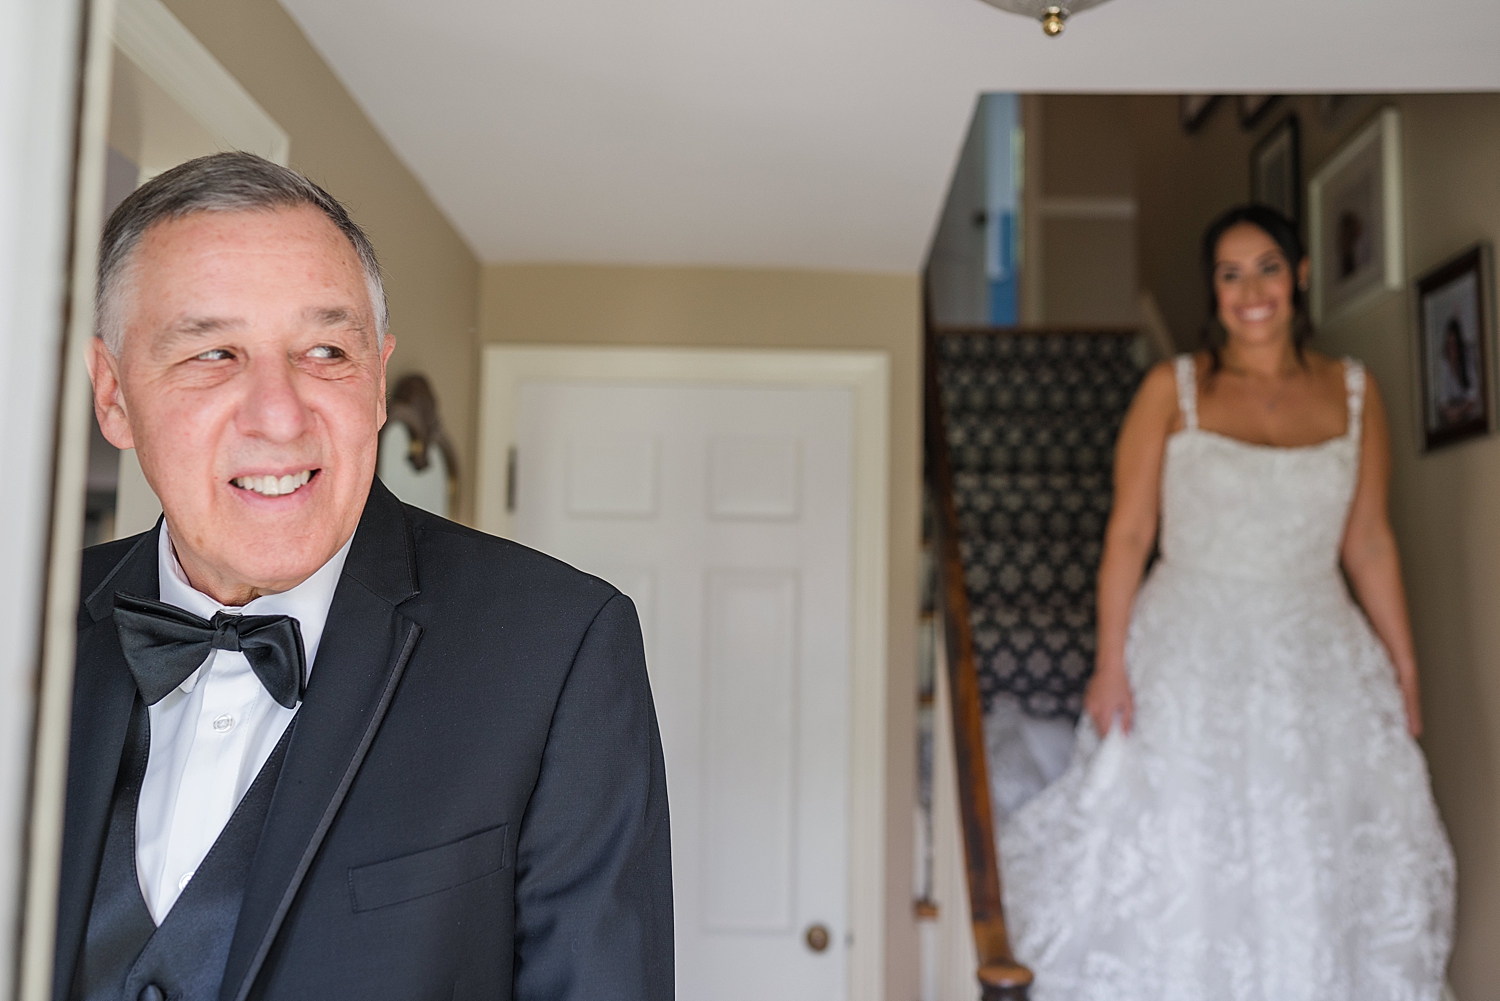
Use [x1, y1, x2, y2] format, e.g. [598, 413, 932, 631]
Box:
[1200, 204, 1312, 373]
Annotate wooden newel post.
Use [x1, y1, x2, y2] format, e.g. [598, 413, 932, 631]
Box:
[978, 959, 1033, 1000]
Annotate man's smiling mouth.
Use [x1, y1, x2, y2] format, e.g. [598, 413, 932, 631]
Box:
[231, 469, 316, 497]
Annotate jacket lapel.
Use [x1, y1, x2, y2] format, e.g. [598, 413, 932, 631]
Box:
[221, 481, 423, 1001]
[53, 528, 160, 1001]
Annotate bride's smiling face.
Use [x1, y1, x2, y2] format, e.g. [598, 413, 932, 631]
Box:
[1212, 222, 1309, 349]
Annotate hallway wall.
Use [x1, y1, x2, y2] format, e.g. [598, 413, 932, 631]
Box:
[480, 262, 924, 1000]
[1031, 94, 1138, 326]
[161, 0, 482, 521]
[1132, 91, 1500, 996]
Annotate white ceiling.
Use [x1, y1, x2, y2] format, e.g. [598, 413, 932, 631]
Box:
[279, 0, 1500, 273]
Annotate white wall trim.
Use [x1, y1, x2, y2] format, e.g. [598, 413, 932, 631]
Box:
[478, 345, 890, 1001]
[928, 632, 980, 1001]
[16, 0, 119, 998]
[1036, 196, 1137, 221]
[113, 0, 289, 165]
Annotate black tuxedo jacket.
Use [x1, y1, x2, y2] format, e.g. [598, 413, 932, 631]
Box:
[55, 479, 673, 1000]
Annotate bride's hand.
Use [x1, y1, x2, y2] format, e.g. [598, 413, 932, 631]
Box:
[1398, 670, 1423, 738]
[1084, 666, 1134, 737]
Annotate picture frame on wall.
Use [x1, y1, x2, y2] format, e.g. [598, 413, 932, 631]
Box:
[1414, 243, 1495, 451]
[1238, 94, 1280, 129]
[1308, 106, 1404, 325]
[1250, 114, 1300, 227]
[1180, 95, 1219, 133]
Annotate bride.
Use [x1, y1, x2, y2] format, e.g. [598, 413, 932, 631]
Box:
[998, 205, 1455, 999]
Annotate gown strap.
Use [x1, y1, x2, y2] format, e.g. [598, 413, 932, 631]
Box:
[1344, 358, 1366, 445]
[1174, 354, 1199, 432]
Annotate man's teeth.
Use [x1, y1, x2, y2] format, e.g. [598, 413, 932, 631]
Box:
[233, 470, 313, 496]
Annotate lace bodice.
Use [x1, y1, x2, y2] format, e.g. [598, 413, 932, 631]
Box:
[1159, 354, 1365, 583]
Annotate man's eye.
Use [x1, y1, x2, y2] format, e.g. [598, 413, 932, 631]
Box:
[307, 345, 345, 360]
[193, 348, 234, 362]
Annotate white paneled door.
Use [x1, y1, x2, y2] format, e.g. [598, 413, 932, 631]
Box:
[513, 381, 854, 1001]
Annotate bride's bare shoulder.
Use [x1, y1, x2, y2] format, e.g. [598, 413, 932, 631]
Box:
[1302, 349, 1357, 394]
[1128, 359, 1184, 433]
[1136, 357, 1181, 404]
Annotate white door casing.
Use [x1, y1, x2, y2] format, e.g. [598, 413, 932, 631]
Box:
[479, 346, 888, 1000]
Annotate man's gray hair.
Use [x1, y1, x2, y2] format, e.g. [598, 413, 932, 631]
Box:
[96, 151, 389, 353]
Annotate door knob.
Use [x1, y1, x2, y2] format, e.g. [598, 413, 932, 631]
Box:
[804, 923, 831, 953]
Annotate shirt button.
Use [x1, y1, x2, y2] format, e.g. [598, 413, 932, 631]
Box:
[178, 870, 195, 890]
[139, 985, 165, 1001]
[212, 713, 234, 732]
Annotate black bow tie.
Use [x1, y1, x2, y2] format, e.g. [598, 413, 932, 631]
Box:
[112, 593, 307, 709]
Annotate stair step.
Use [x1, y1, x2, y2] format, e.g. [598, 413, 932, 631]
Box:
[945, 416, 1126, 475]
[934, 330, 1144, 721]
[969, 599, 1096, 719]
[952, 470, 1111, 542]
[959, 536, 1102, 602]
[941, 374, 1137, 419]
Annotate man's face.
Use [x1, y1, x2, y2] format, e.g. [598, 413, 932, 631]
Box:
[89, 205, 395, 604]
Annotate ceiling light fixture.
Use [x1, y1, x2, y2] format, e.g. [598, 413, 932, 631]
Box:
[977, 0, 1113, 36]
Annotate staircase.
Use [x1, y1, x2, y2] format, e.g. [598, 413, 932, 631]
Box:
[923, 325, 1149, 1000]
[938, 329, 1145, 720]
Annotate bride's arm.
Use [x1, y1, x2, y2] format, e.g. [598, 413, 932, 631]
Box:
[1086, 360, 1177, 736]
[1340, 377, 1423, 737]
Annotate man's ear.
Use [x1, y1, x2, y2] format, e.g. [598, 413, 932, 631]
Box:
[375, 333, 396, 428]
[87, 337, 135, 450]
[1298, 256, 1311, 292]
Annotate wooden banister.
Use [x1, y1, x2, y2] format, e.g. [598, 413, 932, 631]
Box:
[923, 326, 1034, 1001]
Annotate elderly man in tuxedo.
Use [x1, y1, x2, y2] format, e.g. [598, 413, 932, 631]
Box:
[57, 151, 672, 1001]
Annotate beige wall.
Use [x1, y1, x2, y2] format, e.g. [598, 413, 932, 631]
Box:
[1028, 94, 1139, 326]
[1040, 94, 1134, 200]
[161, 0, 482, 521]
[481, 262, 924, 999]
[1132, 91, 1500, 997]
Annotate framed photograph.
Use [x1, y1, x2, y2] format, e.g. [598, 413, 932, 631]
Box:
[1238, 94, 1280, 129]
[1308, 107, 1404, 325]
[1251, 114, 1300, 227]
[1414, 243, 1495, 451]
[1180, 95, 1219, 133]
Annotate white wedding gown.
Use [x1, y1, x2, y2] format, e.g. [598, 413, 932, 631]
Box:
[998, 355, 1456, 1001]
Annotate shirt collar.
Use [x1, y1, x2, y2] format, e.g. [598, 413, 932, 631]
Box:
[156, 522, 354, 694]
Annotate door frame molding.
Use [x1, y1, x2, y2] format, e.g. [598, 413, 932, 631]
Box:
[114, 0, 289, 166]
[479, 344, 889, 1001]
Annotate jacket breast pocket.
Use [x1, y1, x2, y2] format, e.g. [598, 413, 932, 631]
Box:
[348, 823, 510, 913]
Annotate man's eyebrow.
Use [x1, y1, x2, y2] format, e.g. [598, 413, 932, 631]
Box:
[168, 315, 245, 336]
[305, 305, 364, 329]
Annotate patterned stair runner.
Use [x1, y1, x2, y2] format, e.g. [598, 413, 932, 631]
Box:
[934, 331, 1146, 720]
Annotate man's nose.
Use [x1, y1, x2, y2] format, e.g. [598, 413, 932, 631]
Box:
[236, 355, 312, 442]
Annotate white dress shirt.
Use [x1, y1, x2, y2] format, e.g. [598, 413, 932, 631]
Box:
[135, 524, 352, 924]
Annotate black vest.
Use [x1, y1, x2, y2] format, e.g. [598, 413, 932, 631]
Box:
[72, 701, 293, 1001]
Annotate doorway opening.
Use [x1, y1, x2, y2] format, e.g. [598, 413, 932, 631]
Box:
[920, 90, 1488, 1001]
